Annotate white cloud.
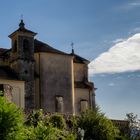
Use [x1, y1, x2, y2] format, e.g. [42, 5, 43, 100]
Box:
[121, 1, 140, 10]
[129, 2, 140, 7]
[89, 33, 140, 75]
[112, 38, 126, 44]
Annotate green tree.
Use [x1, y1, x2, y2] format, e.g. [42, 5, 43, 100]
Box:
[78, 109, 119, 140]
[126, 113, 140, 140]
[0, 97, 25, 140]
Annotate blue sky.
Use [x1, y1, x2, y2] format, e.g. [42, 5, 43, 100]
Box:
[0, 0, 140, 119]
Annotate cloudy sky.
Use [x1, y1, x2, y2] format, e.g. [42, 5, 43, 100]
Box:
[0, 0, 140, 119]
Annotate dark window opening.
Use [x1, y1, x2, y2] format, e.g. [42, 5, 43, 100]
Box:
[0, 84, 4, 96]
[13, 40, 17, 52]
[23, 39, 29, 51]
[24, 70, 28, 74]
[80, 99, 88, 112]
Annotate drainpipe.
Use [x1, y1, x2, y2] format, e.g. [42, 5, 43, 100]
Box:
[39, 53, 41, 108]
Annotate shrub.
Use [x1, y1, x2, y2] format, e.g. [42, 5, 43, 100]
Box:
[78, 109, 119, 140]
[66, 116, 78, 133]
[26, 121, 76, 140]
[26, 109, 44, 126]
[50, 113, 66, 129]
[0, 97, 25, 140]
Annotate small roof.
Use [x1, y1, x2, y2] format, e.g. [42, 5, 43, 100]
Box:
[72, 53, 90, 64]
[9, 20, 37, 38]
[0, 48, 8, 54]
[0, 66, 18, 80]
[34, 39, 68, 55]
[74, 81, 93, 90]
[0, 48, 10, 59]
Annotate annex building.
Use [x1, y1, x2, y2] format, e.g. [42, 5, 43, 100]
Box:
[0, 20, 95, 115]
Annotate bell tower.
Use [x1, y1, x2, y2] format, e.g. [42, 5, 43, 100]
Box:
[9, 20, 37, 109]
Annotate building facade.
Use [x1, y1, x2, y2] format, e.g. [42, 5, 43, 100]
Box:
[0, 20, 95, 115]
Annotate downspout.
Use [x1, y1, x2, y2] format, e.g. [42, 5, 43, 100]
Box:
[89, 89, 91, 109]
[71, 55, 75, 115]
[39, 53, 41, 108]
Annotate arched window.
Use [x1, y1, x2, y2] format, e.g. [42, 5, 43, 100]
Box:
[23, 39, 29, 52]
[13, 40, 17, 52]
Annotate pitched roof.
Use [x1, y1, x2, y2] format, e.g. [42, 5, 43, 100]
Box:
[9, 20, 37, 38]
[0, 66, 18, 80]
[0, 48, 10, 59]
[34, 39, 68, 55]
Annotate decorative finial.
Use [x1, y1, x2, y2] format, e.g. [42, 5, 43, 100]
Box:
[19, 15, 25, 29]
[71, 42, 74, 54]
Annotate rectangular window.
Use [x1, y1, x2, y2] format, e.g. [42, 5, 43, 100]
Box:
[80, 100, 88, 112]
[55, 96, 64, 113]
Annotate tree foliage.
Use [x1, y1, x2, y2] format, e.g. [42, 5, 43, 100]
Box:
[0, 97, 25, 140]
[78, 109, 119, 140]
[31, 121, 75, 140]
[126, 113, 140, 140]
[1, 96, 127, 140]
[24, 110, 76, 140]
[49, 113, 66, 129]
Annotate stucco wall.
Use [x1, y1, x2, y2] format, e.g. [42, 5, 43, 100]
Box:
[34, 53, 74, 114]
[74, 63, 88, 81]
[0, 79, 25, 108]
[74, 88, 91, 115]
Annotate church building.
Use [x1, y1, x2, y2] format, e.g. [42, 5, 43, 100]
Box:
[0, 20, 95, 115]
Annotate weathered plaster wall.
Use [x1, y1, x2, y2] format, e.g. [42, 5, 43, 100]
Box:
[34, 52, 74, 114]
[0, 79, 25, 108]
[74, 88, 91, 115]
[74, 63, 87, 81]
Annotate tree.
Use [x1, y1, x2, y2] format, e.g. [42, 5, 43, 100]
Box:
[0, 97, 25, 140]
[126, 113, 140, 140]
[78, 109, 119, 140]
